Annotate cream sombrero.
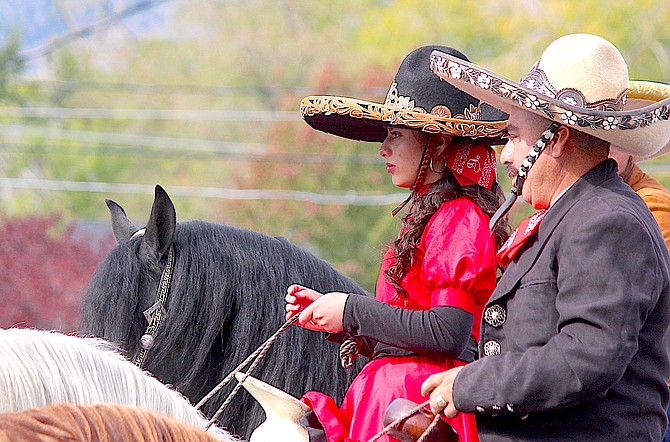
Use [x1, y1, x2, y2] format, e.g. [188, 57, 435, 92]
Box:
[300, 45, 508, 143]
[429, 34, 670, 159]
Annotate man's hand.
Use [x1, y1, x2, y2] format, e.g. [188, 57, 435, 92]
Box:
[421, 366, 463, 418]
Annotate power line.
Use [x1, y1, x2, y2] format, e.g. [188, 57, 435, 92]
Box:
[0, 107, 301, 122]
[0, 141, 383, 165]
[0, 122, 270, 155]
[0, 123, 382, 164]
[24, 79, 388, 98]
[19, 0, 172, 61]
[0, 177, 407, 206]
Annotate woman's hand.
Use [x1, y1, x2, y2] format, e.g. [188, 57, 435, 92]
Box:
[285, 284, 322, 321]
[285, 284, 348, 333]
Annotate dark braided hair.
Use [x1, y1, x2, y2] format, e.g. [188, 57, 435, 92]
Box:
[385, 133, 510, 304]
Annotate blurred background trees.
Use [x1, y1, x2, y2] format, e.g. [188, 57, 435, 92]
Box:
[0, 0, 669, 330]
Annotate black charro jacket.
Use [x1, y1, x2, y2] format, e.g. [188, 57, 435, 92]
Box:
[454, 159, 670, 441]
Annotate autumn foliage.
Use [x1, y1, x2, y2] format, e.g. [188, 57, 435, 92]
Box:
[0, 215, 115, 333]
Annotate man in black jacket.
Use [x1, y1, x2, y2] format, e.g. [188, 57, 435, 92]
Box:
[423, 33, 670, 441]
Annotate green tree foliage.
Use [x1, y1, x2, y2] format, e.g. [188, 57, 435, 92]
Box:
[1, 0, 669, 292]
[0, 33, 30, 104]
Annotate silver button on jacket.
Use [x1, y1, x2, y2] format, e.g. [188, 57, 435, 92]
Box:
[484, 304, 506, 327]
[483, 340, 501, 356]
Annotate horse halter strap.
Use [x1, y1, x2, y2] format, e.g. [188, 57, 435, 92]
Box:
[488, 122, 560, 231]
[132, 246, 175, 368]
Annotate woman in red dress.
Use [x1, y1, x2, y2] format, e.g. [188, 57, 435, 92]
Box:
[286, 45, 509, 442]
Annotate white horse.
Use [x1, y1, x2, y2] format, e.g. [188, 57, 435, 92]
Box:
[0, 328, 238, 442]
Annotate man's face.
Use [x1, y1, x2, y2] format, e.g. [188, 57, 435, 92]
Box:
[499, 110, 554, 209]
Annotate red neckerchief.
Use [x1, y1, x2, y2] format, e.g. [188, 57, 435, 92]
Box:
[496, 209, 547, 267]
[445, 141, 497, 190]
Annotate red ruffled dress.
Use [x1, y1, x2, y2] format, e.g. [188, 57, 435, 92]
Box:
[302, 196, 498, 441]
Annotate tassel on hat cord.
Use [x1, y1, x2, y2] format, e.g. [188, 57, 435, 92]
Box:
[489, 122, 560, 231]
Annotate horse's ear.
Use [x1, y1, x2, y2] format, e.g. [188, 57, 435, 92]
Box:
[139, 185, 176, 265]
[106, 199, 139, 244]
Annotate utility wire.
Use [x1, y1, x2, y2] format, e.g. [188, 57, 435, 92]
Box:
[19, 0, 172, 61]
[0, 141, 382, 165]
[0, 123, 381, 164]
[0, 107, 301, 122]
[0, 177, 408, 206]
[25, 79, 387, 98]
[0, 122, 270, 155]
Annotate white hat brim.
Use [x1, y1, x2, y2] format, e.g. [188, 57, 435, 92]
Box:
[429, 50, 670, 159]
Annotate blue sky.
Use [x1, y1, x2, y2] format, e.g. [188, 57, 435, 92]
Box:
[0, 0, 173, 69]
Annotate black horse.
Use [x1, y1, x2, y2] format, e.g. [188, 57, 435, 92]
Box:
[80, 185, 369, 439]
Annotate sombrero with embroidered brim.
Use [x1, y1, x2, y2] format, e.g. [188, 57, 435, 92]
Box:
[300, 45, 508, 143]
[428, 34, 670, 159]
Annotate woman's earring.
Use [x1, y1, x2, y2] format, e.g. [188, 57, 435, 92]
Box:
[429, 156, 447, 173]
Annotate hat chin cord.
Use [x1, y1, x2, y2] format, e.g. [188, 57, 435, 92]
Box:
[488, 122, 560, 231]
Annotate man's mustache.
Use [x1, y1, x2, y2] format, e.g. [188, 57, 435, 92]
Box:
[505, 165, 518, 180]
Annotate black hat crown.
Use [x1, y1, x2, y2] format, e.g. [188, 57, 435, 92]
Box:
[385, 45, 506, 126]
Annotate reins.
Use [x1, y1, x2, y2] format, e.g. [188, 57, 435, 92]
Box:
[196, 316, 444, 441]
[196, 315, 300, 429]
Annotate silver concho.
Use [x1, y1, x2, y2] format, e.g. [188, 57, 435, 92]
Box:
[140, 334, 155, 350]
[484, 305, 506, 327]
[483, 340, 501, 356]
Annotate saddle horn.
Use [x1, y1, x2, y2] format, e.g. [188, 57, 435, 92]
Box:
[235, 372, 311, 442]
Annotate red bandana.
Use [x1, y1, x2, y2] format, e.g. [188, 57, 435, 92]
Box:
[496, 209, 547, 267]
[446, 141, 497, 190]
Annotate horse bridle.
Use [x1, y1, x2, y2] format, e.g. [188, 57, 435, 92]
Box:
[129, 228, 176, 368]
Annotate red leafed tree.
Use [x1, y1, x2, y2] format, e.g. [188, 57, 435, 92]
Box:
[0, 215, 115, 333]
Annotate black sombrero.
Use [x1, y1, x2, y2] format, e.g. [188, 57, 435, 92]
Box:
[300, 45, 508, 143]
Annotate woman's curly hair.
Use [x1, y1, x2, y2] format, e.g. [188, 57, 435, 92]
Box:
[385, 133, 510, 304]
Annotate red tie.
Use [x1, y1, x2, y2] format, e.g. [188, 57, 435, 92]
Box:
[496, 209, 547, 267]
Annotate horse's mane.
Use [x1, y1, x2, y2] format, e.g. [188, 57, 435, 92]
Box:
[82, 219, 370, 438]
[0, 328, 237, 441]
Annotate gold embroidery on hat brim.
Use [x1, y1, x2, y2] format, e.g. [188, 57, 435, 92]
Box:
[429, 53, 670, 132]
[300, 96, 506, 139]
